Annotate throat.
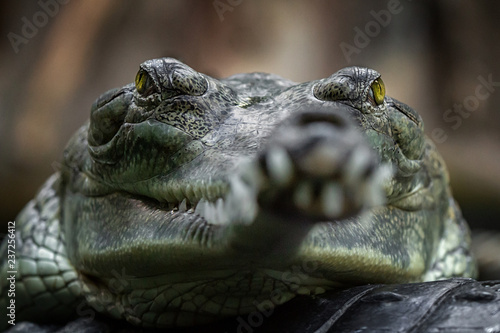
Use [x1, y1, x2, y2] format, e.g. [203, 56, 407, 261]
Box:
[80, 268, 333, 328]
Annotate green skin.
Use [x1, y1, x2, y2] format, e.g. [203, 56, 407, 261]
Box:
[0, 58, 476, 328]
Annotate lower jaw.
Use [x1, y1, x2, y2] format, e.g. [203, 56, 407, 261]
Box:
[79, 268, 335, 327]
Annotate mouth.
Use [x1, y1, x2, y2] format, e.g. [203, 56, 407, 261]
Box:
[150, 178, 236, 226]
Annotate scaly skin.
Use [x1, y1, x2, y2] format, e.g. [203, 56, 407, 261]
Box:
[0, 58, 476, 328]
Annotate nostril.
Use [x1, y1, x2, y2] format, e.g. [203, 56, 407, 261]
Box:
[88, 87, 132, 146]
[296, 111, 349, 129]
[92, 87, 121, 110]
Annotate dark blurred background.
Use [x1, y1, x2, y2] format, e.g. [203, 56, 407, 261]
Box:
[1, 1, 499, 246]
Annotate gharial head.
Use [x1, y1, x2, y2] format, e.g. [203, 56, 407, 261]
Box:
[57, 57, 473, 328]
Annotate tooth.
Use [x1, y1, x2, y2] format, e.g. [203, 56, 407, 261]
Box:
[294, 182, 313, 211]
[296, 287, 311, 295]
[191, 184, 199, 199]
[193, 180, 207, 199]
[199, 182, 208, 200]
[174, 188, 184, 202]
[167, 182, 184, 202]
[207, 187, 216, 202]
[212, 201, 223, 224]
[179, 199, 187, 212]
[345, 146, 372, 185]
[215, 182, 228, 198]
[321, 182, 343, 218]
[206, 201, 216, 223]
[194, 203, 202, 215]
[229, 176, 251, 202]
[365, 165, 391, 207]
[204, 178, 213, 200]
[184, 183, 195, 202]
[195, 198, 206, 216]
[216, 198, 226, 224]
[266, 146, 294, 186]
[300, 143, 339, 177]
[192, 199, 199, 209]
[213, 199, 220, 224]
[205, 200, 214, 223]
[201, 200, 212, 222]
[240, 160, 266, 189]
[253, 165, 267, 189]
[314, 287, 326, 295]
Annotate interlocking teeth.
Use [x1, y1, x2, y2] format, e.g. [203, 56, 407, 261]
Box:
[159, 178, 232, 220]
[192, 197, 229, 225]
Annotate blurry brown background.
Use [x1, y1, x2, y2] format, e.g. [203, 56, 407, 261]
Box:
[1, 0, 499, 238]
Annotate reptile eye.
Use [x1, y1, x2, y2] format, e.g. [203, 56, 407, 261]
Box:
[369, 77, 386, 105]
[135, 69, 156, 96]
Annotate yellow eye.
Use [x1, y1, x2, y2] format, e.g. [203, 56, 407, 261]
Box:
[370, 77, 386, 105]
[135, 69, 149, 95]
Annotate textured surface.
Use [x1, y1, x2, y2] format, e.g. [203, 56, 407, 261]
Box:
[5, 278, 500, 332]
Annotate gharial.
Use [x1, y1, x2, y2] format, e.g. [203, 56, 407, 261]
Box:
[0, 58, 476, 328]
